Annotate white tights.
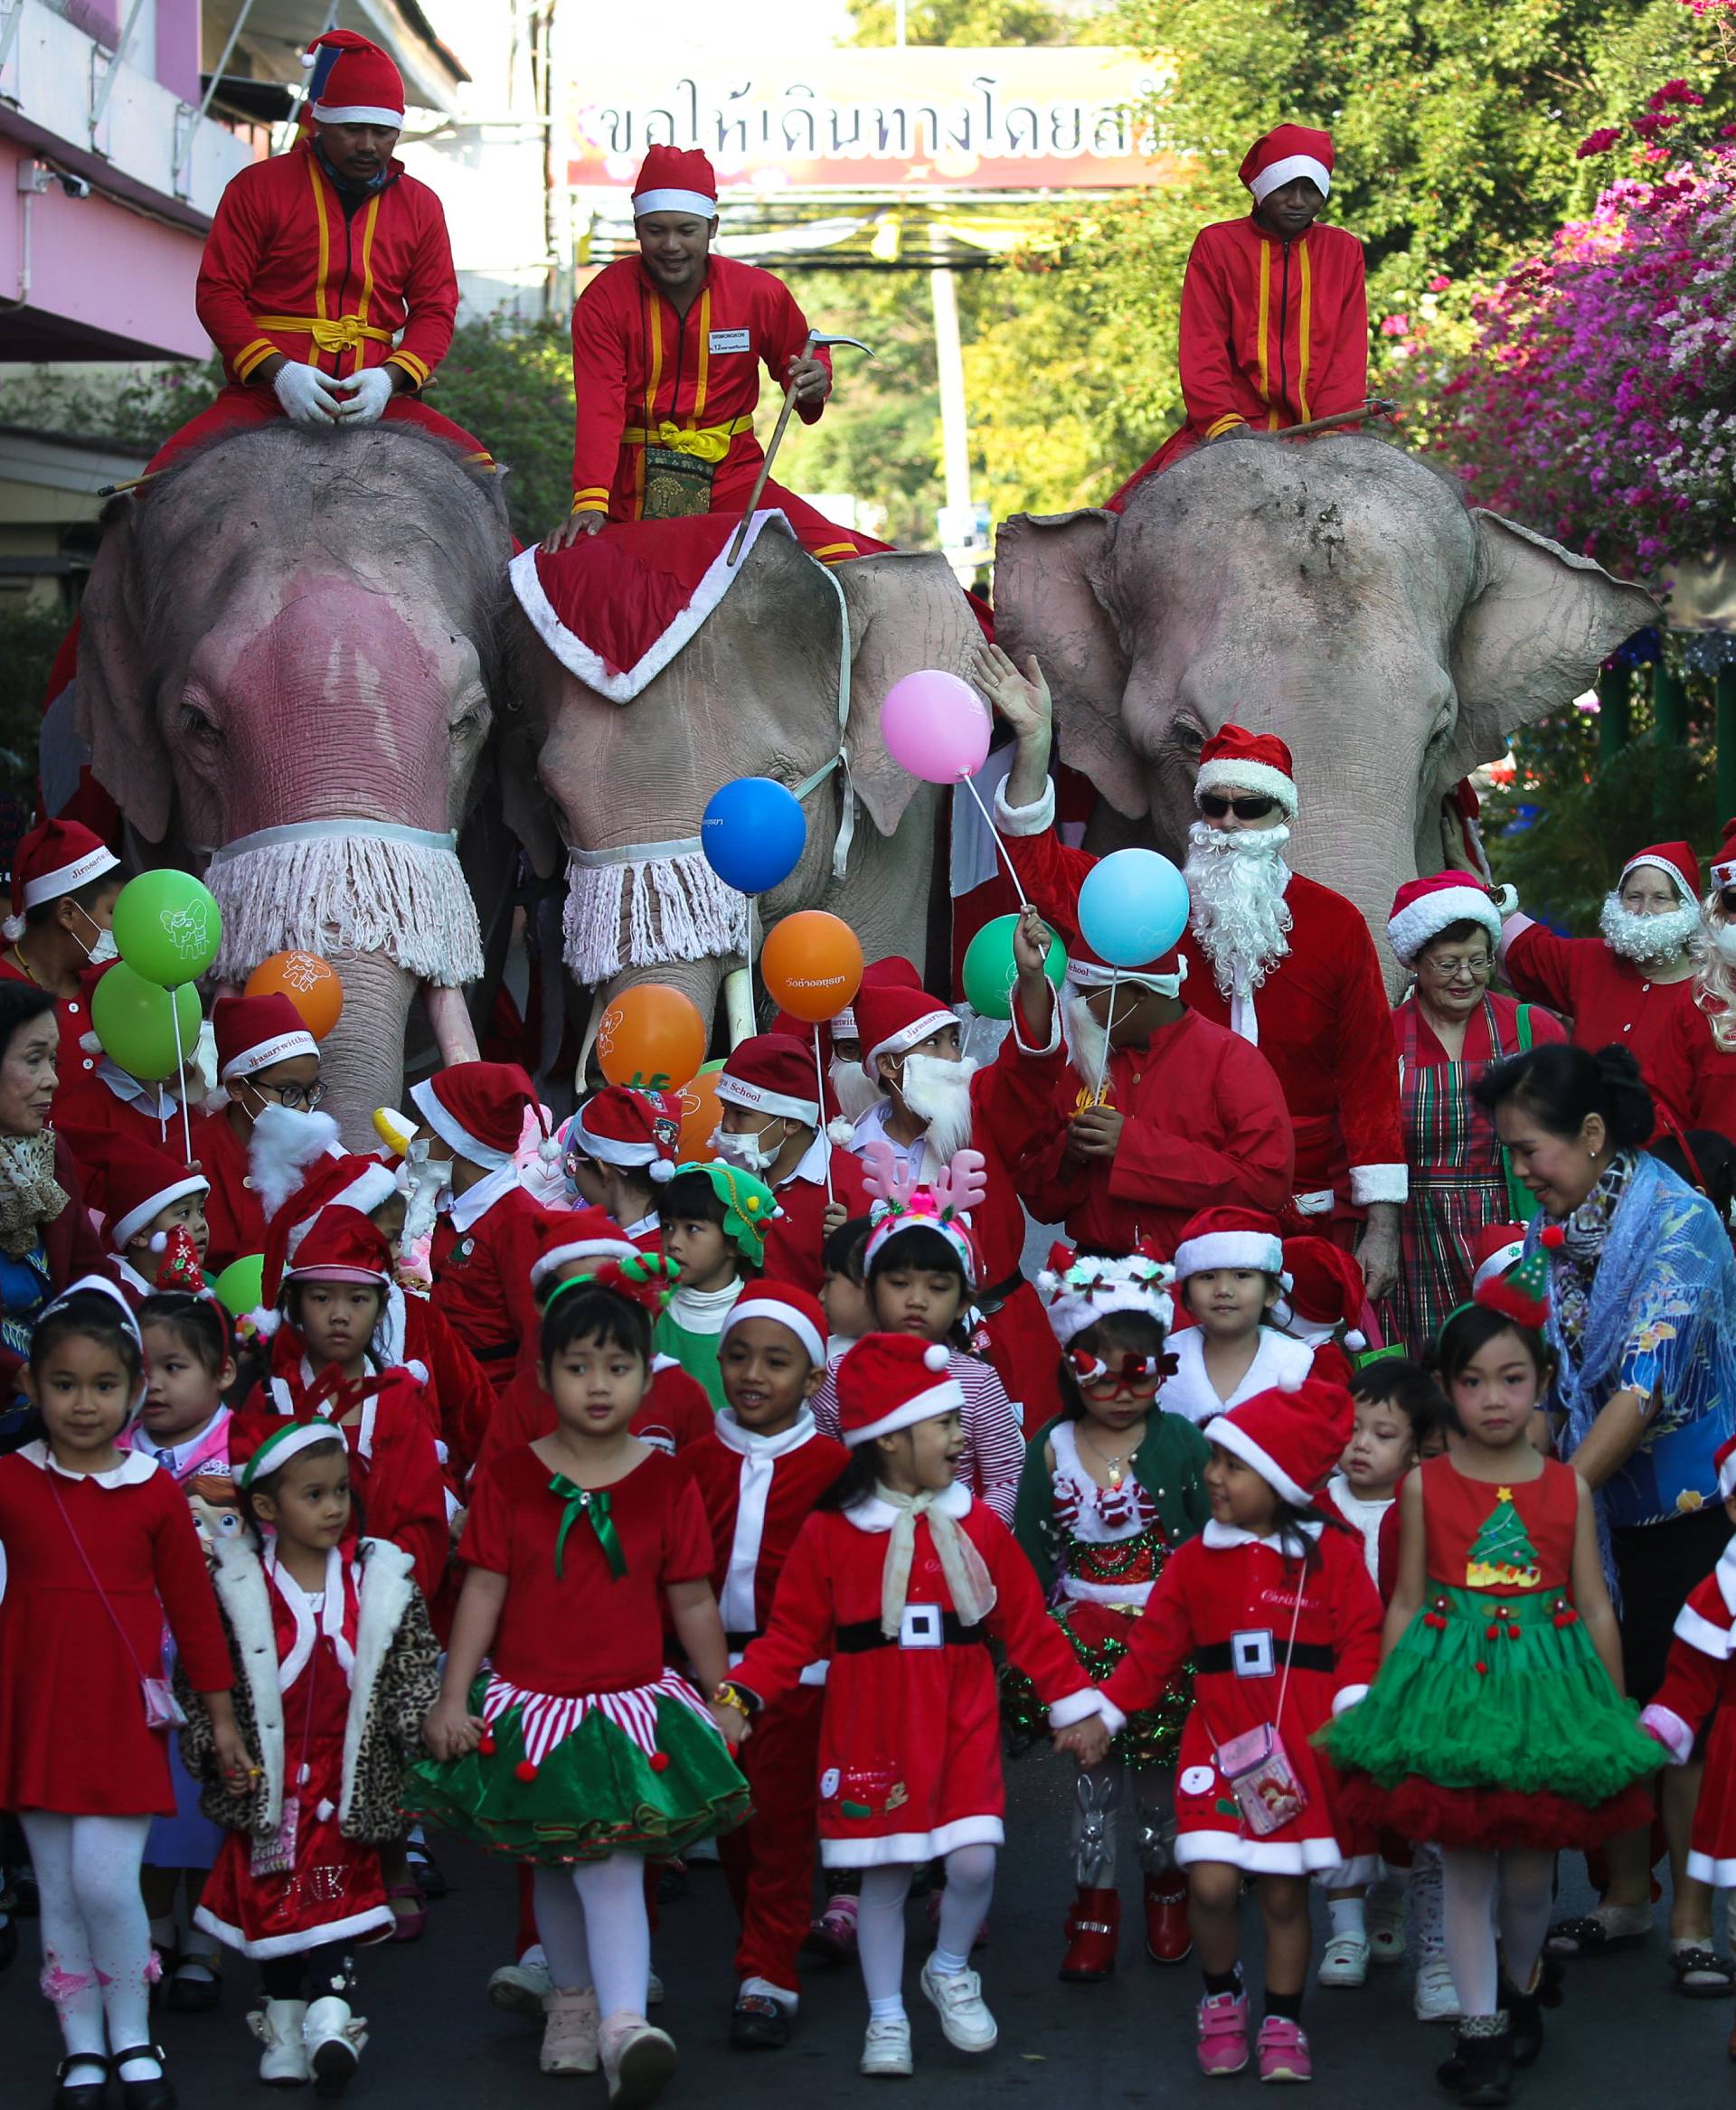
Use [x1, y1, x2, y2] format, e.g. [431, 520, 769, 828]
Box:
[532, 1851, 650, 2021]
[857, 1845, 997, 2021]
[1440, 1845, 1554, 2018]
[21, 1812, 159, 2082]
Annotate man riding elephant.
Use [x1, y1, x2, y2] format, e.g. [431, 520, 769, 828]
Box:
[1109, 123, 1368, 508]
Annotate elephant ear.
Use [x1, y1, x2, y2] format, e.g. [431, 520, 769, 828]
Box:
[1448, 511, 1661, 777]
[74, 502, 175, 843]
[993, 510, 1144, 818]
[840, 551, 979, 835]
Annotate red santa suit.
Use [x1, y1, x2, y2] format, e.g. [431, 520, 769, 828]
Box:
[52, 1058, 193, 1180]
[1646, 999, 1736, 1145]
[0, 820, 121, 1088]
[1640, 1533, 1736, 1885]
[689, 1400, 848, 1995]
[1499, 918, 1698, 1120]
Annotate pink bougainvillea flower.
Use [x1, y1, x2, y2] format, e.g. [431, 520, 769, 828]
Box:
[1577, 128, 1623, 158]
[1428, 273, 1452, 291]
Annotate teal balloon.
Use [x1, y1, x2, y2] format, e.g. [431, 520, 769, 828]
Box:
[1077, 848, 1190, 969]
[212, 1255, 266, 1322]
[112, 870, 222, 985]
[90, 966, 203, 1082]
[960, 913, 1066, 1021]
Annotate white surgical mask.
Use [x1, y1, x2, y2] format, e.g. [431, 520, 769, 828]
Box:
[78, 918, 118, 966]
[709, 1120, 780, 1175]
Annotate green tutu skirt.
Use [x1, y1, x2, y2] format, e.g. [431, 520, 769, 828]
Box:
[1001, 1599, 1191, 1769]
[1323, 1584, 1662, 1850]
[406, 1671, 751, 1867]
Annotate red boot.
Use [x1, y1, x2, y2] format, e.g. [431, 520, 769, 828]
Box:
[1143, 1871, 1193, 1964]
[1060, 1887, 1119, 1982]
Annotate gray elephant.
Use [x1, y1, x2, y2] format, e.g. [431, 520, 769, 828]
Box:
[992, 433, 1658, 967]
[505, 521, 980, 1044]
[75, 421, 515, 1138]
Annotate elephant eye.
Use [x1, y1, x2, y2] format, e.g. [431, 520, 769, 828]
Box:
[178, 702, 218, 741]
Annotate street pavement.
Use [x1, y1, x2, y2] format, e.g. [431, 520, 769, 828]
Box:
[5, 1754, 1731, 2106]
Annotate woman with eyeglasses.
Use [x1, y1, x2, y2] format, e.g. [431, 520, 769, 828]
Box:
[1382, 874, 1565, 1352]
[1649, 818, 1736, 1148]
[191, 994, 325, 1275]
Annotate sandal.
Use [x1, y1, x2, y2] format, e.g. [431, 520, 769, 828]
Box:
[1544, 1904, 1653, 1957]
[1671, 1942, 1736, 1998]
[385, 1880, 426, 1943]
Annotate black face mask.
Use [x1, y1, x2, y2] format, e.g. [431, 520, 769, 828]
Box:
[314, 140, 389, 204]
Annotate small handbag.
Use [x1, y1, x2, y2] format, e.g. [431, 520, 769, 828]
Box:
[1199, 1547, 1310, 1836]
[50, 1475, 187, 1732]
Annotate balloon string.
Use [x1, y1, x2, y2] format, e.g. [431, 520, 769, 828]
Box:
[169, 984, 193, 1166]
[813, 1023, 835, 1205]
[1092, 971, 1117, 1107]
[958, 773, 1030, 909]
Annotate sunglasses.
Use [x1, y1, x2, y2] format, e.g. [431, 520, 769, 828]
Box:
[1198, 793, 1278, 821]
[1069, 1348, 1168, 1389]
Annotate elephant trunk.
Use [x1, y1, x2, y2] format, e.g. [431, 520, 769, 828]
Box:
[1286, 781, 1420, 1001]
[317, 950, 419, 1145]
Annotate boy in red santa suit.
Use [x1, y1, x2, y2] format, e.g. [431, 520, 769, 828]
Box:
[566, 1086, 683, 1253]
[194, 994, 325, 1273]
[714, 1034, 870, 1294]
[684, 1284, 848, 2049]
[95, 1142, 212, 1306]
[0, 816, 121, 1079]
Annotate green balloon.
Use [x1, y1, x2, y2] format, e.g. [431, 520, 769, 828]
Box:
[961, 912, 1066, 1021]
[112, 869, 222, 986]
[90, 965, 203, 1081]
[212, 1255, 266, 1323]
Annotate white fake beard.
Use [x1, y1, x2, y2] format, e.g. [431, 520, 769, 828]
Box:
[1712, 920, 1736, 965]
[1184, 818, 1295, 995]
[1598, 891, 1700, 966]
[899, 1052, 979, 1163]
[709, 1122, 779, 1175]
[830, 1055, 881, 1125]
[1065, 992, 1109, 1088]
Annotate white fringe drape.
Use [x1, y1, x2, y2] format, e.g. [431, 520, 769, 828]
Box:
[562, 845, 747, 987]
[207, 833, 484, 988]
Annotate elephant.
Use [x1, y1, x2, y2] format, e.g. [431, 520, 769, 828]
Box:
[504, 521, 981, 1046]
[75, 421, 516, 1139]
[992, 433, 1660, 978]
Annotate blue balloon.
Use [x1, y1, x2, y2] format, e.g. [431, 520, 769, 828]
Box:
[701, 777, 808, 894]
[1076, 848, 1191, 968]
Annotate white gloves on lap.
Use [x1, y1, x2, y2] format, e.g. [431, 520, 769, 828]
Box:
[334, 367, 395, 425]
[272, 362, 343, 424]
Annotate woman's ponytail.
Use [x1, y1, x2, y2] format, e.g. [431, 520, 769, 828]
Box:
[1591, 1044, 1655, 1151]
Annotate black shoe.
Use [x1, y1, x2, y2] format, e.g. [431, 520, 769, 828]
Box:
[1438, 2018, 1512, 2107]
[164, 1955, 222, 2015]
[0, 1911, 16, 1971]
[112, 2047, 176, 2110]
[1499, 1965, 1546, 2068]
[405, 1836, 448, 1900]
[729, 1992, 791, 2049]
[52, 2054, 108, 2110]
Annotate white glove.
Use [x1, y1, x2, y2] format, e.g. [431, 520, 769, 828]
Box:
[334, 367, 395, 425]
[272, 361, 343, 425]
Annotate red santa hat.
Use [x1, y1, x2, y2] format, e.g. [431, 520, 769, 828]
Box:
[213, 994, 318, 1084]
[854, 983, 958, 1081]
[1618, 841, 1701, 907]
[527, 1207, 641, 1294]
[834, 956, 922, 1043]
[1240, 124, 1335, 205]
[1173, 1206, 1286, 1283]
[1067, 928, 1189, 997]
[99, 1140, 209, 1252]
[1716, 1433, 1736, 1502]
[410, 1061, 552, 1173]
[570, 1085, 683, 1182]
[1194, 725, 1299, 817]
[719, 1280, 828, 1369]
[260, 1148, 401, 1305]
[3, 817, 119, 940]
[283, 1204, 392, 1287]
[1472, 1236, 1551, 1331]
[716, 1033, 821, 1127]
[631, 146, 719, 220]
[303, 29, 405, 129]
[1386, 871, 1505, 967]
[1205, 1376, 1353, 1508]
[833, 1333, 964, 1447]
[1277, 1237, 1367, 1353]
[1710, 816, 1736, 892]
[1469, 1222, 1529, 1298]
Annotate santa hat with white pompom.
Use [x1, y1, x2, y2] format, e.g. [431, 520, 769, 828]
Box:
[98, 1139, 209, 1254]
[834, 1332, 965, 1447]
[1205, 1375, 1354, 1509]
[570, 1085, 683, 1183]
[301, 29, 405, 130]
[410, 1061, 557, 1173]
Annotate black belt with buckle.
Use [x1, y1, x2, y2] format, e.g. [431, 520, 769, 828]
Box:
[1195, 1639, 1335, 1676]
[833, 1612, 990, 1653]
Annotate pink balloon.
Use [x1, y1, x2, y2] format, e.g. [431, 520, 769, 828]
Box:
[881, 669, 992, 784]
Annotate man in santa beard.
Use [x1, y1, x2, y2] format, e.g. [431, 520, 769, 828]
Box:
[1500, 841, 1703, 1117]
[975, 643, 1407, 1304]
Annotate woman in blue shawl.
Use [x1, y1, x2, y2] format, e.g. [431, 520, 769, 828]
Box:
[1475, 1041, 1736, 1988]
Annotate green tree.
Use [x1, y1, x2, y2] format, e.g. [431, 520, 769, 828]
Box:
[846, 0, 1090, 44]
[427, 313, 577, 543]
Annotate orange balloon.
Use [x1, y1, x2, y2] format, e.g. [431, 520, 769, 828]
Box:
[677, 1059, 726, 1163]
[760, 910, 864, 1023]
[596, 982, 707, 1092]
[244, 950, 344, 1041]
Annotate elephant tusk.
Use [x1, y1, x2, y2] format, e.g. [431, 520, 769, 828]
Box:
[423, 982, 480, 1068]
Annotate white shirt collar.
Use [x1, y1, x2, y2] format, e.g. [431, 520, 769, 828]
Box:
[97, 1059, 178, 1121]
[779, 1131, 831, 1190]
[21, 1438, 156, 1487]
[448, 1161, 524, 1234]
[1202, 1515, 1322, 1550]
[844, 1477, 972, 1535]
[712, 1406, 818, 1460]
[623, 1213, 659, 1242]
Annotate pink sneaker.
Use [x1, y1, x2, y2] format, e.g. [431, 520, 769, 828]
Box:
[1196, 1991, 1250, 2076]
[1257, 2016, 1313, 2083]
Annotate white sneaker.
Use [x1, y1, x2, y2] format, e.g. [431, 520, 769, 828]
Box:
[1413, 1955, 1460, 2023]
[250, 1999, 310, 2086]
[487, 1956, 553, 2019]
[1316, 1932, 1369, 1987]
[304, 1994, 366, 2094]
[919, 1959, 998, 2052]
[860, 2015, 913, 2077]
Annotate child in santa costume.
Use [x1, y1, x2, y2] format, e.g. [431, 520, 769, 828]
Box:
[716, 1333, 1113, 2079]
[408, 1062, 560, 1394]
[1009, 1246, 1210, 1982]
[654, 1161, 779, 1410]
[684, 1283, 848, 2048]
[0, 1280, 243, 2110]
[183, 1422, 440, 2095]
[1159, 1210, 1326, 1427]
[1276, 1236, 1366, 1384]
[565, 1086, 683, 1251]
[713, 1032, 870, 1293]
[409, 1259, 749, 2103]
[95, 1144, 212, 1306]
[1065, 1376, 1385, 2084]
[194, 995, 324, 1275]
[0, 816, 122, 1080]
[1326, 1291, 1659, 2102]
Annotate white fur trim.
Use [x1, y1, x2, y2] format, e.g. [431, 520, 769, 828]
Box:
[1673, 1602, 1734, 1662]
[1069, 955, 1186, 995]
[20, 843, 118, 909]
[1640, 1702, 1696, 1766]
[719, 1297, 826, 1370]
[820, 1815, 1003, 1867]
[339, 1539, 416, 1828]
[310, 102, 404, 127]
[1194, 757, 1297, 816]
[843, 1377, 966, 1446]
[0, 913, 22, 940]
[1175, 1829, 1344, 1875]
[1203, 1413, 1311, 1509]
[1713, 1540, 1736, 1620]
[408, 1076, 511, 1172]
[1094, 1696, 1128, 1737]
[1350, 1162, 1408, 1207]
[527, 1235, 639, 1289]
[991, 772, 1056, 840]
[330, 1163, 398, 1220]
[110, 1173, 208, 1251]
[1712, 854, 1736, 890]
[222, 1029, 318, 1083]
[1620, 852, 1695, 907]
[1330, 1683, 1369, 1717]
[1248, 153, 1331, 203]
[1047, 1686, 1109, 1729]
[632, 186, 717, 218]
[208, 1536, 287, 1832]
[1471, 1240, 1527, 1295]
[570, 1106, 662, 1171]
[1687, 1850, 1736, 1887]
[1173, 1229, 1283, 1279]
[250, 1107, 341, 1221]
[1721, 1455, 1736, 1503]
[1496, 909, 1536, 966]
[1007, 981, 1063, 1057]
[1160, 1327, 1310, 1427]
[1385, 887, 1502, 966]
[715, 1074, 820, 1126]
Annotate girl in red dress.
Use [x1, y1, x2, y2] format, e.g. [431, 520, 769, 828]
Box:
[186, 1421, 440, 2096]
[0, 1279, 244, 2110]
[717, 1333, 1112, 2081]
[1065, 1376, 1384, 2086]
